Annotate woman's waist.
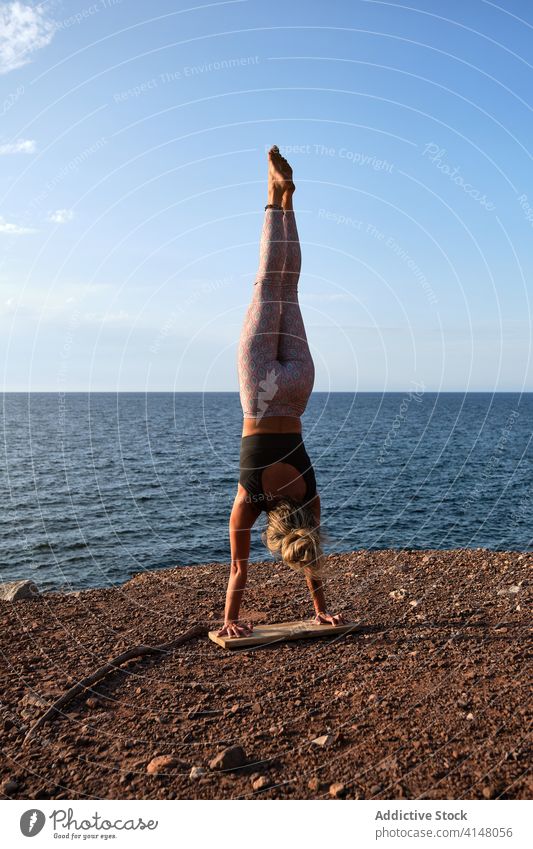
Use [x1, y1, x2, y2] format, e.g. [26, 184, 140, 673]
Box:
[242, 415, 301, 436]
[240, 432, 312, 467]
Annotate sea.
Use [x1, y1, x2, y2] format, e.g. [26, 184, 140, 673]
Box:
[1, 392, 531, 590]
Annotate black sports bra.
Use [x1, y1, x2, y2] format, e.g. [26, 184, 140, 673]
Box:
[239, 432, 317, 512]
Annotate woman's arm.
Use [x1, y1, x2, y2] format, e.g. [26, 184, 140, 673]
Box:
[305, 494, 345, 625]
[306, 575, 346, 625]
[217, 486, 260, 637]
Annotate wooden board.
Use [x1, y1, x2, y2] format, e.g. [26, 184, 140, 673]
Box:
[208, 619, 358, 649]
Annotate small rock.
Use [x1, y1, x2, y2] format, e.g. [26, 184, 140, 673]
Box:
[146, 755, 184, 775]
[20, 692, 49, 710]
[85, 697, 103, 710]
[311, 734, 334, 748]
[252, 775, 270, 791]
[189, 766, 207, 780]
[209, 745, 247, 771]
[409, 599, 419, 608]
[497, 585, 520, 596]
[329, 782, 346, 798]
[422, 555, 430, 564]
[482, 786, 493, 799]
[0, 580, 39, 601]
[251, 702, 262, 715]
[308, 776, 321, 791]
[2, 778, 19, 795]
[466, 713, 474, 721]
[389, 588, 407, 601]
[230, 703, 240, 714]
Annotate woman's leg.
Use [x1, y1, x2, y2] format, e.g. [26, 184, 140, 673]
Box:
[238, 207, 285, 419]
[277, 205, 315, 409]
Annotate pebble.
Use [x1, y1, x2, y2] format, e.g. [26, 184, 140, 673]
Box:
[252, 775, 270, 791]
[308, 777, 321, 792]
[146, 755, 185, 775]
[209, 745, 247, 771]
[252, 702, 262, 715]
[189, 766, 207, 780]
[311, 734, 334, 748]
[389, 589, 407, 601]
[20, 692, 48, 710]
[466, 713, 474, 721]
[497, 585, 520, 595]
[329, 782, 346, 798]
[2, 778, 19, 795]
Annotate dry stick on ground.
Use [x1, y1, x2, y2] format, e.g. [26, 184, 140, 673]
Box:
[23, 622, 208, 745]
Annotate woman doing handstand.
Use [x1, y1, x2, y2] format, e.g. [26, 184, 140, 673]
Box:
[218, 146, 344, 638]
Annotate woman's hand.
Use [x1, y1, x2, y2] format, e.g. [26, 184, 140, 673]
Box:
[314, 610, 346, 626]
[216, 620, 254, 638]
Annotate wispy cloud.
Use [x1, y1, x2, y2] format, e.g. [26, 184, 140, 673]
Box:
[47, 208, 74, 224]
[0, 137, 36, 154]
[0, 215, 35, 234]
[0, 2, 56, 75]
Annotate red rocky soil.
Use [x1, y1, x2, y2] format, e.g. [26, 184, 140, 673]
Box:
[0, 550, 530, 800]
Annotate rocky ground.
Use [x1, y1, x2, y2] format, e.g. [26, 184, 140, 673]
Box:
[0, 550, 530, 800]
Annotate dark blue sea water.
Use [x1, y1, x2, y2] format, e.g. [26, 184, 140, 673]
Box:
[1, 393, 531, 590]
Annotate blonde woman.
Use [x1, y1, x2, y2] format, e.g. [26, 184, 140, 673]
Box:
[218, 146, 344, 638]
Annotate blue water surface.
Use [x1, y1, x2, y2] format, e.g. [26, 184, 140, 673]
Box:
[1, 392, 531, 589]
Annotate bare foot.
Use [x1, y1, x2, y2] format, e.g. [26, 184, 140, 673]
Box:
[268, 145, 295, 196]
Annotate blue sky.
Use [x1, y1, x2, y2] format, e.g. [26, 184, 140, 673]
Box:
[1, 0, 532, 391]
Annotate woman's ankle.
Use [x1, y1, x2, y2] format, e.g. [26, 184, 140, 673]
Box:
[267, 185, 284, 207]
[282, 189, 295, 210]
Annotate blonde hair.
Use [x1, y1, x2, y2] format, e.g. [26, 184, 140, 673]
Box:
[263, 498, 324, 578]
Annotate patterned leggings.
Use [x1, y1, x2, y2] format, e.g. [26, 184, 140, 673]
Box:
[238, 208, 315, 420]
